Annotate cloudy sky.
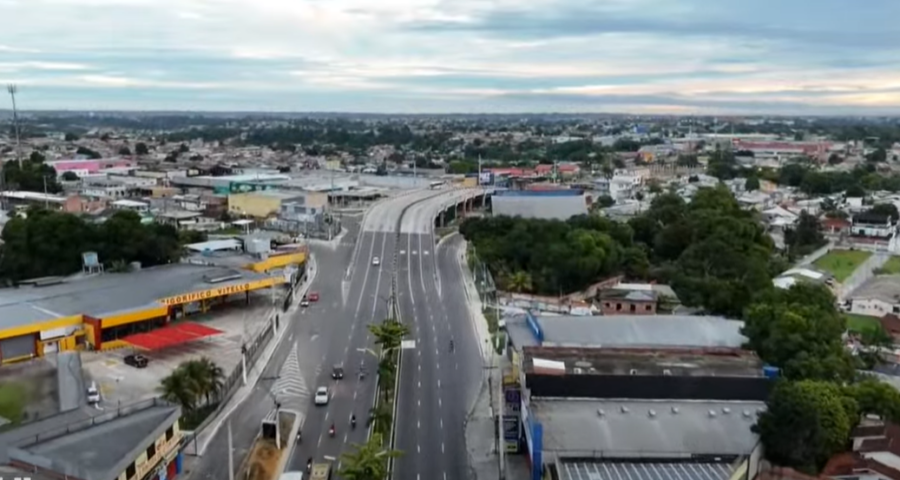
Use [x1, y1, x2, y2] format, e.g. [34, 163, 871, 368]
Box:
[1, 0, 899, 114]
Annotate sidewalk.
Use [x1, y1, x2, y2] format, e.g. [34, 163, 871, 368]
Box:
[187, 253, 318, 457]
[466, 365, 501, 480]
[452, 234, 493, 364]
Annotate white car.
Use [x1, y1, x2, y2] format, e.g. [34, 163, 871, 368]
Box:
[86, 382, 101, 404]
[314, 386, 329, 405]
[372, 257, 381, 266]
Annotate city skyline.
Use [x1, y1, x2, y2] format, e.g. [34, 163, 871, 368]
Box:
[1, 0, 899, 114]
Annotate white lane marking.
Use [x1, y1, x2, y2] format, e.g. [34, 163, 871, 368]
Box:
[439, 398, 442, 408]
[344, 433, 348, 443]
[418, 380, 421, 388]
[440, 418, 443, 429]
[438, 380, 441, 388]
[417, 420, 420, 429]
[418, 400, 420, 407]
[424, 250, 430, 255]
[442, 443, 445, 453]
[418, 364, 421, 371]
[325, 411, 330, 421]
[417, 444, 421, 453]
[444, 473, 448, 480]
[400, 250, 406, 255]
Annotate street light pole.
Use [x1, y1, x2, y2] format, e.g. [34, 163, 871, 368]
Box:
[7, 84, 21, 168]
[227, 421, 235, 480]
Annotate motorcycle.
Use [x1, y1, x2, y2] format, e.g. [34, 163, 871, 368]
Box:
[306, 459, 312, 473]
[329, 424, 336, 437]
[296, 432, 302, 443]
[351, 416, 357, 429]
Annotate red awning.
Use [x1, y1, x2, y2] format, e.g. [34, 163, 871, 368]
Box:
[123, 322, 223, 350]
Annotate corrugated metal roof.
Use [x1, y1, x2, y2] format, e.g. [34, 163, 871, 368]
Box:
[558, 461, 733, 480]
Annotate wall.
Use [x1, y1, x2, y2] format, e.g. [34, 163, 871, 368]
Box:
[246, 251, 307, 273]
[0, 315, 83, 342]
[119, 420, 183, 480]
[492, 195, 588, 220]
[850, 298, 896, 318]
[228, 193, 282, 218]
[525, 374, 772, 401]
[599, 299, 656, 315]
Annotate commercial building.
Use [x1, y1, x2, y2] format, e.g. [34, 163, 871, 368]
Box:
[0, 263, 290, 363]
[0, 398, 184, 480]
[503, 312, 768, 480]
[228, 190, 311, 218]
[491, 189, 589, 220]
[852, 212, 896, 239]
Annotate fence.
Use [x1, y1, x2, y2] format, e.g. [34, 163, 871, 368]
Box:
[468, 245, 497, 307]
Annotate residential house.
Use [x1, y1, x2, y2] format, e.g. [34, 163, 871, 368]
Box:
[596, 283, 680, 315]
[848, 276, 900, 318]
[852, 212, 896, 239]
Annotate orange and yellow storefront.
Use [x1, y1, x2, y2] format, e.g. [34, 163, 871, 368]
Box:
[0, 276, 285, 364]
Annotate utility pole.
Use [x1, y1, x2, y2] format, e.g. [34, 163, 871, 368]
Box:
[227, 421, 235, 480]
[7, 84, 21, 167]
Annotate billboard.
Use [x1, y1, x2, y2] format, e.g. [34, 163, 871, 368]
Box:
[503, 415, 521, 453]
[525, 311, 544, 343]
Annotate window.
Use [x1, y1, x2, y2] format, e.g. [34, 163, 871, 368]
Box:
[166, 426, 174, 441]
[645, 305, 652, 311]
[146, 442, 156, 460]
[604, 302, 611, 308]
[126, 463, 136, 478]
[616, 303, 622, 311]
[629, 304, 636, 313]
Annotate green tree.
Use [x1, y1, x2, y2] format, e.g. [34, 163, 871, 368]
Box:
[706, 147, 738, 180]
[784, 211, 825, 258]
[29, 151, 45, 163]
[745, 176, 760, 191]
[1, 158, 62, 193]
[64, 132, 79, 142]
[118, 146, 132, 156]
[828, 153, 844, 165]
[867, 147, 888, 163]
[159, 368, 198, 411]
[76, 146, 102, 159]
[505, 271, 533, 293]
[754, 380, 855, 474]
[847, 377, 900, 421]
[368, 319, 410, 352]
[742, 284, 854, 382]
[158, 357, 224, 411]
[135, 142, 150, 155]
[338, 434, 403, 480]
[61, 171, 79, 181]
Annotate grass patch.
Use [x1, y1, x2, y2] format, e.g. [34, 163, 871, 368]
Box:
[813, 250, 872, 282]
[877, 256, 900, 275]
[845, 313, 883, 334]
[0, 382, 29, 424]
[180, 403, 219, 430]
[483, 308, 499, 334]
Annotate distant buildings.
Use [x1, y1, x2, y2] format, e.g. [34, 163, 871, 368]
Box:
[491, 189, 589, 220]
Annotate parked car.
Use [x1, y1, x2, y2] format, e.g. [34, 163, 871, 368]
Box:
[314, 386, 329, 405]
[124, 354, 149, 368]
[86, 382, 101, 404]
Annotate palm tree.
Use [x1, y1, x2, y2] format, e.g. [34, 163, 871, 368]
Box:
[368, 403, 392, 430]
[338, 434, 403, 480]
[368, 319, 410, 352]
[507, 271, 532, 293]
[158, 368, 197, 411]
[159, 357, 225, 410]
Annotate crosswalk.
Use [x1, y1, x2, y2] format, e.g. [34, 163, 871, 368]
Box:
[273, 343, 311, 414]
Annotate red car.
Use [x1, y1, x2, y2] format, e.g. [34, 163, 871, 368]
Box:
[308, 291, 320, 302]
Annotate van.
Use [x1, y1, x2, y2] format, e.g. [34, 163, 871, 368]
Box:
[86, 382, 101, 404]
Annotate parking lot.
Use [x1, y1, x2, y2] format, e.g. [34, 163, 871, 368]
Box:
[82, 292, 279, 407]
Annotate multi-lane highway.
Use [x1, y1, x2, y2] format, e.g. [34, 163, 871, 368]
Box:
[393, 189, 486, 480]
[190, 186, 485, 480]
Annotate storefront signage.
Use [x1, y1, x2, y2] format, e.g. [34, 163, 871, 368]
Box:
[134, 432, 182, 480]
[159, 280, 271, 306]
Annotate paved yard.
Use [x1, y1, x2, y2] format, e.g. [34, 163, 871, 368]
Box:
[814, 250, 873, 282]
[82, 293, 278, 408]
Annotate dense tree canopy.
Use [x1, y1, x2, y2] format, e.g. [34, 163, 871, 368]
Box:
[460, 214, 646, 295]
[1, 154, 62, 193]
[462, 185, 774, 316]
[755, 380, 856, 474]
[631, 186, 776, 317]
[0, 209, 187, 282]
[742, 284, 855, 382]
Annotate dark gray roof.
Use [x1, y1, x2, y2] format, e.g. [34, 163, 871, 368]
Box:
[531, 398, 763, 458]
[492, 195, 588, 220]
[558, 461, 734, 480]
[506, 314, 746, 350]
[848, 275, 900, 304]
[2, 399, 180, 480]
[0, 264, 273, 328]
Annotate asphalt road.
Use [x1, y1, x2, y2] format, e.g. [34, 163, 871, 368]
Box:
[190, 220, 370, 480]
[287, 228, 396, 472]
[394, 229, 483, 480]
